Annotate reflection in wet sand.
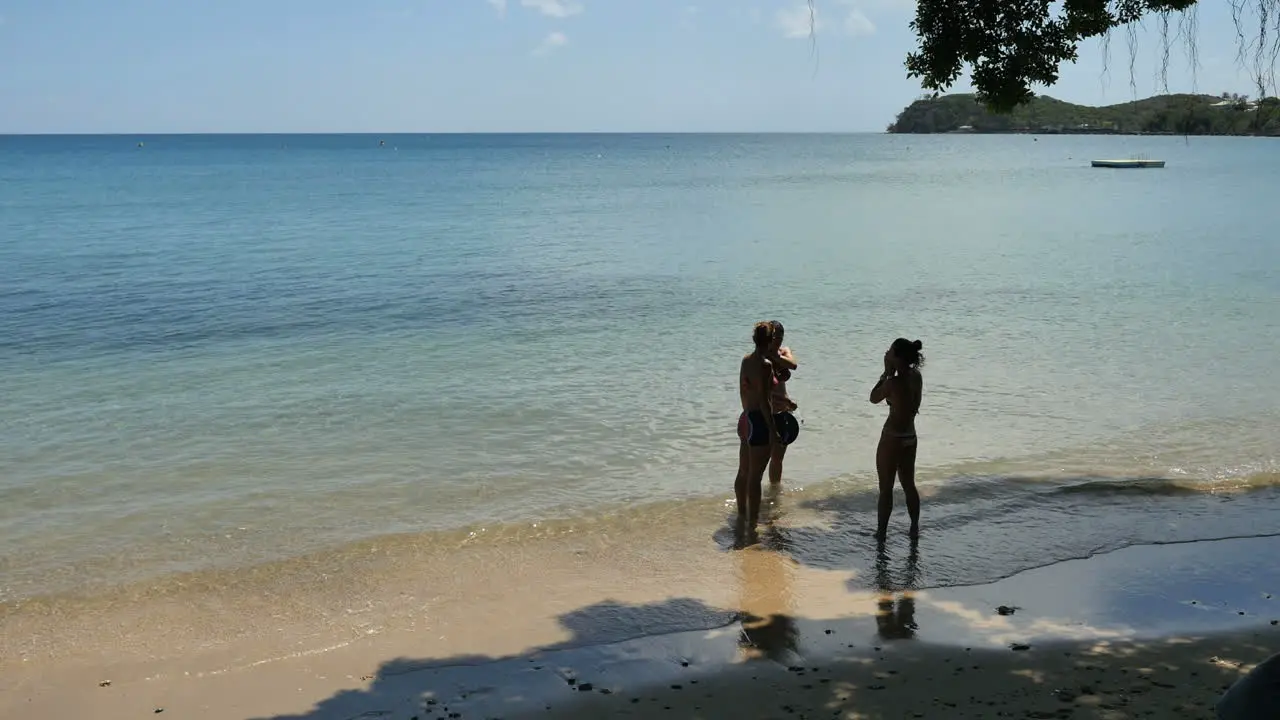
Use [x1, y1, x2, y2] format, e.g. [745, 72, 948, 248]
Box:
[735, 485, 800, 663]
[874, 539, 921, 641]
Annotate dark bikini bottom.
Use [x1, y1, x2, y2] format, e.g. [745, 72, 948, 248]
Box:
[739, 411, 800, 447]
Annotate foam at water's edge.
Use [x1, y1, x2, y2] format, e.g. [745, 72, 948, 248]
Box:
[3, 463, 1279, 611]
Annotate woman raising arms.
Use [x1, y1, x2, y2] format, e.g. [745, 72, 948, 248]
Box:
[869, 338, 924, 541]
[766, 320, 798, 485]
[736, 322, 782, 527]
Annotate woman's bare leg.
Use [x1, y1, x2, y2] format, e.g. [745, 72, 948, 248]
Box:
[874, 434, 896, 541]
[768, 442, 787, 485]
[734, 440, 748, 518]
[899, 440, 920, 537]
[747, 445, 771, 526]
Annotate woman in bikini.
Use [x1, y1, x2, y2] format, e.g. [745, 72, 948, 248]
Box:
[736, 321, 782, 526]
[767, 320, 798, 485]
[869, 338, 924, 541]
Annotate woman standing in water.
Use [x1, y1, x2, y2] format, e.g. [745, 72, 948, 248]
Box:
[767, 320, 798, 485]
[869, 338, 924, 541]
[736, 322, 782, 526]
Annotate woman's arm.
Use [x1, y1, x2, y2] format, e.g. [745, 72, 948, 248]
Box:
[910, 372, 923, 415]
[773, 346, 798, 371]
[869, 372, 893, 404]
[758, 359, 781, 441]
[870, 350, 893, 404]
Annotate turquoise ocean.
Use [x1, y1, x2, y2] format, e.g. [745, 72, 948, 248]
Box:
[2, 133, 1279, 609]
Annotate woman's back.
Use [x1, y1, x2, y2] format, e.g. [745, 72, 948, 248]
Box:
[883, 369, 922, 434]
[740, 353, 774, 411]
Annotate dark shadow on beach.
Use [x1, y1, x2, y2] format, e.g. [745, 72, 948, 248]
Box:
[251, 481, 1280, 720]
[251, 590, 1276, 720]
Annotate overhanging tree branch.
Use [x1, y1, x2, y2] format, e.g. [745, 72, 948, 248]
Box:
[813, 0, 1280, 111]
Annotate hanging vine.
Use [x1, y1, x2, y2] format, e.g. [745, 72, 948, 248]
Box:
[810, 0, 1280, 111]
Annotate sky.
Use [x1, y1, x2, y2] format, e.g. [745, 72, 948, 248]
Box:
[0, 0, 1271, 133]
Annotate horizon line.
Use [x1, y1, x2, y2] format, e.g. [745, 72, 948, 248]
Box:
[0, 130, 890, 137]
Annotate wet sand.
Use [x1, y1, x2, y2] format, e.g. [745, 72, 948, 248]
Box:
[5, 531, 1278, 720]
[533, 630, 1277, 719]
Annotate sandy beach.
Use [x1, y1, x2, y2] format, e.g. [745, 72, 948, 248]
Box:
[5, 523, 1278, 720]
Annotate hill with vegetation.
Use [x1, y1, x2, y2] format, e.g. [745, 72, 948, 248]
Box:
[887, 93, 1280, 136]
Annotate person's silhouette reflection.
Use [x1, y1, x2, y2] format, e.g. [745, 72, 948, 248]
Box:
[736, 485, 800, 662]
[873, 538, 920, 640]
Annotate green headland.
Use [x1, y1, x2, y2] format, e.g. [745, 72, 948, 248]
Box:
[887, 92, 1280, 136]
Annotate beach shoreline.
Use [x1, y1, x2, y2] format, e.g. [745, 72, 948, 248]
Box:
[5, 529, 1278, 719]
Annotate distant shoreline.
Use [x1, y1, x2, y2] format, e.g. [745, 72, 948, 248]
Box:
[888, 92, 1280, 137]
[902, 127, 1276, 137]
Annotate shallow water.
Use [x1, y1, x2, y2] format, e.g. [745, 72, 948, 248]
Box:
[1, 133, 1278, 605]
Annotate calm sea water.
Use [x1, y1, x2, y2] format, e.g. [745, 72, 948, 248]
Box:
[2, 133, 1279, 604]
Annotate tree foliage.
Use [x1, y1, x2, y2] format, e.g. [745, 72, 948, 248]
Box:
[814, 0, 1280, 112]
[907, 0, 1203, 111]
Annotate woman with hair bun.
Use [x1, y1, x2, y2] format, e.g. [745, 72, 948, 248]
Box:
[869, 338, 925, 541]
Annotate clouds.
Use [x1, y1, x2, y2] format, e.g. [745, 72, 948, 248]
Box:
[775, 3, 815, 39]
[843, 7, 875, 36]
[776, 1, 878, 40]
[521, 0, 584, 18]
[489, 0, 583, 21]
[678, 5, 699, 30]
[532, 31, 568, 56]
[484, 0, 579, 54]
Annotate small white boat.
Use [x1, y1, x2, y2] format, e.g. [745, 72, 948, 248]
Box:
[1091, 159, 1165, 168]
